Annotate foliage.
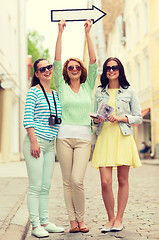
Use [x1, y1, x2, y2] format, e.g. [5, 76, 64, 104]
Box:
[28, 31, 51, 63]
[27, 31, 55, 89]
[51, 72, 56, 90]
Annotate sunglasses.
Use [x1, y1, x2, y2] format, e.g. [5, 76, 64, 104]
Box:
[37, 64, 52, 73]
[106, 65, 119, 72]
[68, 65, 81, 72]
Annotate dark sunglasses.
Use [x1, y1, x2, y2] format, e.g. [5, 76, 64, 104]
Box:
[106, 65, 119, 72]
[68, 65, 81, 72]
[37, 64, 52, 73]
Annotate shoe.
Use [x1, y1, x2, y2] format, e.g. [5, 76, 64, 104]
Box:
[111, 224, 123, 232]
[101, 227, 112, 233]
[79, 226, 89, 233]
[43, 222, 65, 233]
[31, 226, 49, 238]
[69, 226, 80, 233]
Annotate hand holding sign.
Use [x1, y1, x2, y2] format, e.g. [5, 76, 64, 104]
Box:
[84, 19, 92, 33]
[58, 19, 66, 34]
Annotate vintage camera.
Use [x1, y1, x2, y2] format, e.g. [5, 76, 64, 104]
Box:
[49, 115, 62, 125]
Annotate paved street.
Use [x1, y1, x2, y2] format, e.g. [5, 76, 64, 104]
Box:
[0, 160, 159, 240]
[0, 162, 29, 240]
[24, 161, 159, 240]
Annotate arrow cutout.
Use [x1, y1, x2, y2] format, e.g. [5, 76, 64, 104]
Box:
[51, 5, 107, 24]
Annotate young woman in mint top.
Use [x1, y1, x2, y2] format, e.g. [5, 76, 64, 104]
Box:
[53, 19, 97, 233]
[23, 59, 64, 238]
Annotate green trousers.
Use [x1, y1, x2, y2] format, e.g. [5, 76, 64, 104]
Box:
[23, 134, 55, 228]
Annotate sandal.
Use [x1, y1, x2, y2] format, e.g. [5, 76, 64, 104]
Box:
[79, 226, 89, 233]
[69, 226, 80, 233]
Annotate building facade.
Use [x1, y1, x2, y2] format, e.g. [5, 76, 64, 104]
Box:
[0, 0, 28, 163]
[122, 0, 159, 157]
[86, 0, 159, 158]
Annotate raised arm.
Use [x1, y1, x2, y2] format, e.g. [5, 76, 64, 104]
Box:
[84, 19, 96, 65]
[54, 19, 66, 61]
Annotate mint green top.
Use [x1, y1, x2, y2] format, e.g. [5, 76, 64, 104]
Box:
[53, 60, 98, 126]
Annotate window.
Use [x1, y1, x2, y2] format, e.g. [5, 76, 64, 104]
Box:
[126, 63, 132, 85]
[135, 58, 141, 91]
[143, 1, 149, 35]
[135, 10, 140, 43]
[143, 52, 150, 88]
[157, 0, 159, 27]
[127, 20, 131, 50]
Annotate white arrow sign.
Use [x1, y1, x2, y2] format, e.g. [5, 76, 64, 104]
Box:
[51, 5, 107, 24]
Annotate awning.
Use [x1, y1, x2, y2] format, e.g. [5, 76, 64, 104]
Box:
[142, 108, 150, 118]
[132, 108, 150, 126]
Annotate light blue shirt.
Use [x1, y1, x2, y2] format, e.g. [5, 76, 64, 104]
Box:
[94, 85, 142, 136]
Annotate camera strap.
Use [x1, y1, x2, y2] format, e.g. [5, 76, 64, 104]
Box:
[39, 82, 58, 117]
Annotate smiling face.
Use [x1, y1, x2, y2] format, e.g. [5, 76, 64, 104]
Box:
[35, 60, 53, 82]
[106, 60, 119, 82]
[67, 60, 82, 82]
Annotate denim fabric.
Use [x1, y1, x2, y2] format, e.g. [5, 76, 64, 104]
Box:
[23, 135, 55, 228]
[94, 85, 142, 136]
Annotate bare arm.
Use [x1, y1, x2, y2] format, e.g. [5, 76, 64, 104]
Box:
[54, 19, 66, 61]
[84, 19, 96, 65]
[27, 128, 41, 159]
[107, 115, 129, 123]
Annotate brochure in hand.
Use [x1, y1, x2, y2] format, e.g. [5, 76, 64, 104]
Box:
[89, 102, 114, 121]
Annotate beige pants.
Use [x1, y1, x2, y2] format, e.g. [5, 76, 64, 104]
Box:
[56, 138, 91, 222]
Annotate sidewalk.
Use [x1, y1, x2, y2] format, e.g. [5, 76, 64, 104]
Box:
[140, 158, 159, 166]
[0, 159, 159, 240]
[0, 161, 29, 240]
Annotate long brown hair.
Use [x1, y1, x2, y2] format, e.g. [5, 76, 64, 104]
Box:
[100, 57, 130, 90]
[30, 58, 47, 87]
[63, 58, 87, 85]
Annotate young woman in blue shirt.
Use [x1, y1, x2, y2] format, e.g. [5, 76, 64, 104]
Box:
[23, 59, 64, 238]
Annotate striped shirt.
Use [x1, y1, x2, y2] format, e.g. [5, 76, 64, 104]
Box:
[23, 86, 62, 141]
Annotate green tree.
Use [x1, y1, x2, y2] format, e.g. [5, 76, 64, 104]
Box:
[27, 31, 55, 89]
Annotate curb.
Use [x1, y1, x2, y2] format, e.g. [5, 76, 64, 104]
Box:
[141, 159, 159, 166]
[0, 192, 30, 240]
[22, 219, 30, 240]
